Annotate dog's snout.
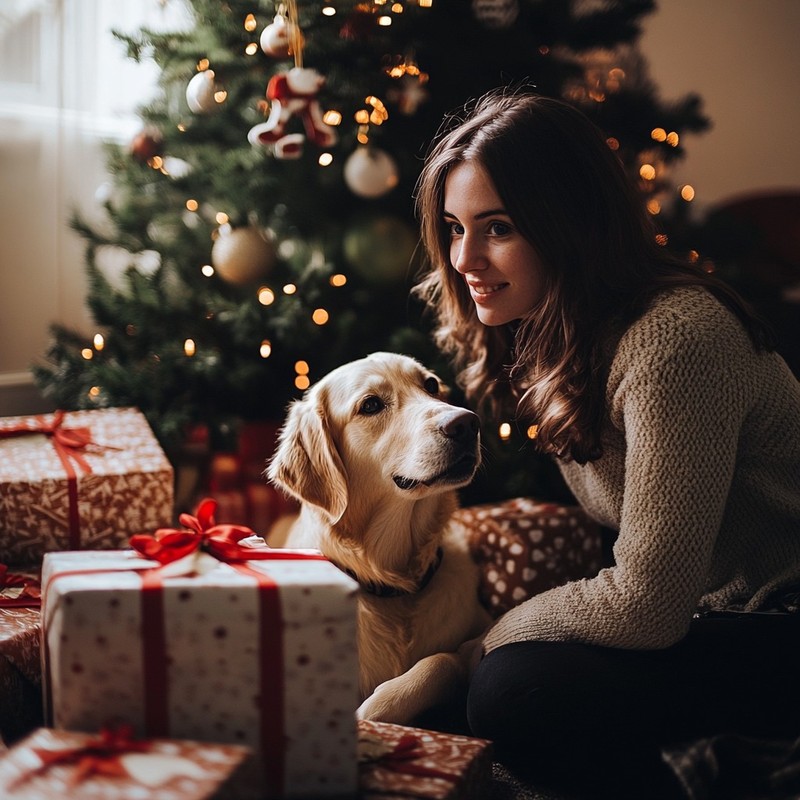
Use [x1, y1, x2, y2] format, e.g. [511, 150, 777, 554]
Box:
[439, 409, 480, 441]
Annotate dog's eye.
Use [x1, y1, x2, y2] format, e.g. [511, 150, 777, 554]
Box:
[424, 376, 440, 396]
[358, 395, 385, 415]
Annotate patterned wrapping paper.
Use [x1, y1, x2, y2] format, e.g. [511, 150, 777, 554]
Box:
[0, 727, 260, 800]
[41, 549, 360, 799]
[0, 564, 44, 745]
[454, 497, 604, 617]
[0, 408, 174, 565]
[358, 720, 493, 800]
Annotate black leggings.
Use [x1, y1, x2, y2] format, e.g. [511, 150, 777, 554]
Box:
[467, 612, 800, 797]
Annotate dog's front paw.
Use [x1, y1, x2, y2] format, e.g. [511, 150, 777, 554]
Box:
[356, 678, 416, 725]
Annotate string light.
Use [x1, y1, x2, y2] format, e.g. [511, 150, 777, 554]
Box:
[639, 164, 656, 181]
[81, 348, 93, 360]
[666, 131, 680, 147]
[322, 109, 342, 126]
[245, 42, 259, 55]
[651, 128, 667, 142]
[185, 199, 199, 212]
[680, 184, 695, 202]
[322, 5, 336, 15]
[201, 264, 214, 277]
[295, 360, 309, 375]
[260, 339, 272, 358]
[295, 375, 310, 390]
[258, 287, 276, 305]
[283, 283, 297, 294]
[184, 338, 196, 356]
[93, 333, 105, 351]
[646, 199, 661, 215]
[244, 13, 257, 31]
[215, 212, 229, 225]
[527, 425, 539, 439]
[499, 422, 512, 441]
[329, 273, 347, 287]
[312, 308, 329, 325]
[318, 152, 334, 166]
[655, 234, 669, 247]
[88, 386, 101, 399]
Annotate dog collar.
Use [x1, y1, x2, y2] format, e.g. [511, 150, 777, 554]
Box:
[334, 547, 444, 598]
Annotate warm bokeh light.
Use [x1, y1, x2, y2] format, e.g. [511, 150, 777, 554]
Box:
[93, 333, 105, 351]
[639, 164, 656, 181]
[81, 348, 93, 360]
[88, 386, 101, 398]
[323, 109, 342, 126]
[646, 199, 661, 215]
[184, 338, 196, 356]
[258, 287, 276, 306]
[527, 425, 539, 439]
[215, 212, 229, 225]
[318, 152, 334, 166]
[499, 422, 512, 440]
[295, 360, 310, 375]
[260, 339, 272, 358]
[283, 283, 297, 294]
[186, 199, 199, 212]
[201, 264, 214, 277]
[322, 6, 336, 16]
[651, 127, 667, 142]
[244, 13, 257, 31]
[330, 273, 347, 287]
[295, 375, 311, 390]
[655, 234, 669, 247]
[666, 131, 680, 147]
[245, 42, 259, 55]
[680, 184, 696, 201]
[312, 308, 329, 325]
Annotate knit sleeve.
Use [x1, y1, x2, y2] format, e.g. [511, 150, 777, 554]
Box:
[482, 293, 753, 652]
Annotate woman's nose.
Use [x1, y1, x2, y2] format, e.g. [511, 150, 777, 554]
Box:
[451, 235, 485, 274]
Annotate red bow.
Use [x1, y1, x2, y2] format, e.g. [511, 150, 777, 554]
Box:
[0, 409, 100, 466]
[0, 563, 41, 607]
[10, 724, 151, 789]
[130, 497, 277, 565]
[375, 734, 460, 782]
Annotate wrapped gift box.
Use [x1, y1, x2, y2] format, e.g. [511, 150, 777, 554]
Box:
[358, 720, 493, 799]
[41, 548, 360, 798]
[1, 567, 43, 745]
[0, 727, 259, 799]
[454, 497, 604, 617]
[0, 407, 174, 565]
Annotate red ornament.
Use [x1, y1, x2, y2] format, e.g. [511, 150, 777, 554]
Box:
[129, 128, 163, 164]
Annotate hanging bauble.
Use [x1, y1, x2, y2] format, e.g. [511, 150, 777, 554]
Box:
[129, 127, 163, 163]
[186, 70, 224, 114]
[343, 147, 399, 199]
[260, 13, 304, 58]
[343, 215, 417, 284]
[248, 67, 337, 159]
[211, 226, 277, 285]
[472, 0, 520, 29]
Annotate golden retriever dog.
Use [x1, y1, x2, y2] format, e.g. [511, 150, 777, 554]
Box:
[267, 352, 491, 724]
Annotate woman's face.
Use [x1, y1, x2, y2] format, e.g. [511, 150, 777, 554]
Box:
[443, 160, 545, 326]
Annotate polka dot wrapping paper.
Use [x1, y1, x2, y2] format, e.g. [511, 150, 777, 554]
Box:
[40, 550, 361, 798]
[453, 497, 604, 618]
[358, 719, 493, 799]
[0, 408, 174, 566]
[0, 727, 261, 799]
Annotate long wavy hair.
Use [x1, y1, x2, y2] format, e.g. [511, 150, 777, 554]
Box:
[413, 89, 772, 463]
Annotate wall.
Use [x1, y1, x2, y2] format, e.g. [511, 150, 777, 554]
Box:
[641, 0, 800, 212]
[1, 0, 799, 416]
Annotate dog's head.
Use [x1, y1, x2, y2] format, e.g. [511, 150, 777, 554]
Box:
[267, 352, 481, 524]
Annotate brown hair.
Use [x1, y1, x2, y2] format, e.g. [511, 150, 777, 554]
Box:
[413, 88, 771, 463]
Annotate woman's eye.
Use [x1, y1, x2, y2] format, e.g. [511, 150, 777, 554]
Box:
[446, 221, 464, 236]
[424, 376, 440, 396]
[359, 396, 385, 415]
[489, 221, 512, 235]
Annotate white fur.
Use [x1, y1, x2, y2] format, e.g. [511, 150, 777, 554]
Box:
[267, 352, 491, 724]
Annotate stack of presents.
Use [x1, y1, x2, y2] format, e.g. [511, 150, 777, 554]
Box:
[0, 406, 604, 798]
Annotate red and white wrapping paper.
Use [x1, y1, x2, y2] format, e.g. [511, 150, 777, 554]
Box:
[0, 408, 174, 565]
[358, 720, 493, 799]
[0, 727, 260, 799]
[40, 548, 360, 798]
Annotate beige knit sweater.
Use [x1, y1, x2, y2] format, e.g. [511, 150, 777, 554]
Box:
[483, 287, 800, 653]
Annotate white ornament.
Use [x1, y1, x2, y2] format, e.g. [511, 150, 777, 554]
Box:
[472, 0, 520, 29]
[343, 147, 399, 199]
[260, 14, 302, 58]
[186, 70, 222, 114]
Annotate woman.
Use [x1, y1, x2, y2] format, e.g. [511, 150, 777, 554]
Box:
[414, 89, 800, 797]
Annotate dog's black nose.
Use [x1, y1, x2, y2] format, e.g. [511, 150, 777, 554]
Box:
[439, 408, 480, 441]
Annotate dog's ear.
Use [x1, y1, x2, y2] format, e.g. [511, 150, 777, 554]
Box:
[267, 391, 348, 523]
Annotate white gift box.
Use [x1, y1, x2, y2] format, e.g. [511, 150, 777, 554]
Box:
[41, 549, 360, 798]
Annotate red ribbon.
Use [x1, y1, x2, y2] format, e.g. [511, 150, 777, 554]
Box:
[9, 724, 151, 789]
[129, 497, 327, 795]
[0, 563, 41, 608]
[0, 410, 108, 549]
[374, 734, 462, 782]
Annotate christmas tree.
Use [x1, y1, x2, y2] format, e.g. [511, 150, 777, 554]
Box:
[33, 0, 709, 508]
